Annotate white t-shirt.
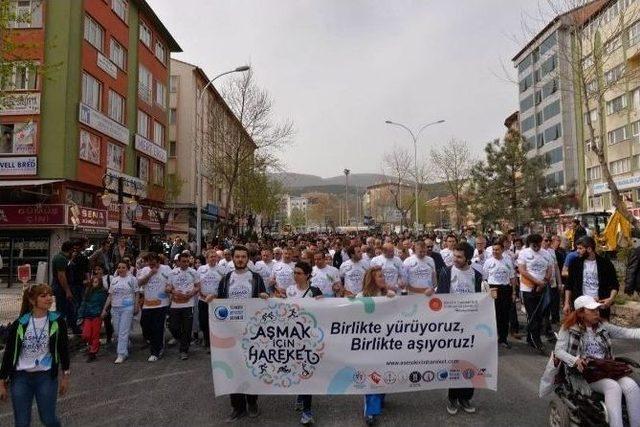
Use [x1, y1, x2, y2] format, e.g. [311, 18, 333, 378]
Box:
[169, 267, 200, 308]
[311, 265, 341, 297]
[217, 259, 233, 275]
[517, 247, 550, 292]
[583, 259, 599, 298]
[339, 259, 368, 294]
[254, 260, 276, 284]
[16, 315, 51, 372]
[483, 257, 515, 285]
[440, 248, 454, 267]
[109, 274, 138, 308]
[228, 270, 254, 299]
[402, 255, 436, 290]
[370, 255, 403, 288]
[472, 249, 488, 267]
[270, 261, 296, 291]
[137, 265, 172, 309]
[198, 264, 223, 302]
[450, 266, 476, 294]
[286, 284, 317, 299]
[542, 248, 558, 288]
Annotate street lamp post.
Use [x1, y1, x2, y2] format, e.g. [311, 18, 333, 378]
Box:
[343, 169, 350, 226]
[195, 65, 250, 256]
[385, 119, 445, 233]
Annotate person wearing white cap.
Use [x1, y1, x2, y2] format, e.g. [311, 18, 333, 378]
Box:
[554, 295, 640, 427]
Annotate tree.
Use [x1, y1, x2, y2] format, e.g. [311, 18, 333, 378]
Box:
[234, 167, 284, 221]
[154, 173, 185, 238]
[289, 207, 306, 229]
[304, 192, 341, 228]
[430, 139, 474, 229]
[468, 129, 548, 229]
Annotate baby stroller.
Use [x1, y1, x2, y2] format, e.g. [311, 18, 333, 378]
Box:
[548, 356, 640, 426]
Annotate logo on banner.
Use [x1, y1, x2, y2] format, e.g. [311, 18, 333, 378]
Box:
[429, 298, 443, 311]
[353, 370, 366, 385]
[437, 369, 449, 381]
[383, 371, 397, 385]
[368, 371, 382, 385]
[422, 370, 435, 382]
[463, 368, 476, 380]
[409, 371, 422, 383]
[214, 306, 230, 320]
[241, 302, 325, 388]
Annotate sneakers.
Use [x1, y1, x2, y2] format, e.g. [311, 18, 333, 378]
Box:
[167, 338, 177, 346]
[148, 355, 159, 363]
[180, 352, 189, 361]
[499, 341, 512, 349]
[446, 399, 459, 415]
[114, 355, 126, 364]
[248, 403, 260, 418]
[365, 415, 376, 425]
[300, 411, 314, 425]
[225, 409, 247, 423]
[459, 399, 477, 414]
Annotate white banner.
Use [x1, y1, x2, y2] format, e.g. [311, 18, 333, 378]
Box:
[209, 294, 498, 396]
[0, 156, 37, 175]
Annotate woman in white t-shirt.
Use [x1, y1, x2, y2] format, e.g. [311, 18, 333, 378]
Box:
[101, 260, 139, 364]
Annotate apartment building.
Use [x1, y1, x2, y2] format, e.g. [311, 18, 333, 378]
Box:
[0, 0, 180, 285]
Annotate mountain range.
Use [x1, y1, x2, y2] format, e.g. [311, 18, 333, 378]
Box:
[270, 172, 396, 189]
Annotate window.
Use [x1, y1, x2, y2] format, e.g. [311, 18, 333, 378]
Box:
[633, 88, 640, 110]
[532, 48, 539, 63]
[604, 64, 624, 85]
[586, 79, 598, 95]
[606, 94, 628, 115]
[537, 133, 545, 148]
[534, 69, 542, 83]
[536, 111, 544, 126]
[8, 0, 43, 28]
[546, 147, 563, 165]
[139, 21, 152, 47]
[539, 32, 557, 55]
[170, 75, 179, 93]
[629, 20, 640, 46]
[585, 137, 600, 152]
[587, 166, 602, 181]
[107, 90, 125, 124]
[632, 120, 640, 136]
[604, 35, 621, 54]
[519, 74, 533, 93]
[107, 143, 124, 171]
[2, 62, 37, 90]
[137, 110, 150, 138]
[155, 41, 166, 64]
[67, 189, 94, 207]
[589, 196, 603, 209]
[521, 115, 535, 132]
[545, 171, 564, 188]
[81, 72, 102, 110]
[0, 122, 37, 155]
[169, 140, 176, 157]
[169, 108, 177, 125]
[610, 157, 631, 175]
[584, 109, 597, 125]
[155, 81, 166, 108]
[535, 90, 543, 105]
[153, 121, 164, 147]
[152, 163, 164, 186]
[137, 156, 149, 182]
[78, 129, 101, 165]
[544, 123, 562, 142]
[138, 65, 152, 103]
[112, 0, 128, 22]
[84, 15, 104, 51]
[608, 125, 628, 145]
[543, 100, 560, 120]
[109, 39, 127, 70]
[518, 55, 531, 74]
[541, 54, 557, 77]
[542, 79, 558, 98]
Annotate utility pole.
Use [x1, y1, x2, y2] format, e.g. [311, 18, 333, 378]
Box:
[344, 168, 350, 226]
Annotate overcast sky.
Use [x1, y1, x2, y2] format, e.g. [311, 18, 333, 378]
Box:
[150, 0, 548, 178]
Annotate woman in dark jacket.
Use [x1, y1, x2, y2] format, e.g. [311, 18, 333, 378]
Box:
[0, 283, 70, 427]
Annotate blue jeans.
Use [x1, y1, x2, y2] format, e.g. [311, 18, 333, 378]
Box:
[10, 370, 61, 427]
[364, 394, 385, 416]
[53, 286, 78, 333]
[111, 305, 134, 357]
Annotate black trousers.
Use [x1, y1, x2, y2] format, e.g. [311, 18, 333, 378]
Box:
[198, 300, 210, 346]
[230, 394, 258, 412]
[448, 388, 474, 401]
[522, 291, 544, 345]
[141, 306, 168, 357]
[542, 287, 560, 335]
[491, 285, 512, 343]
[104, 313, 114, 341]
[297, 395, 312, 412]
[168, 307, 193, 353]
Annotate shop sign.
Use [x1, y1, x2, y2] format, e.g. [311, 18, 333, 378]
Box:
[105, 169, 147, 198]
[97, 52, 118, 79]
[592, 175, 640, 195]
[0, 93, 40, 115]
[0, 156, 36, 175]
[135, 134, 167, 163]
[0, 204, 66, 226]
[68, 205, 108, 228]
[79, 103, 129, 144]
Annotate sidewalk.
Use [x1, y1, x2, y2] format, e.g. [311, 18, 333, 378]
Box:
[0, 286, 23, 325]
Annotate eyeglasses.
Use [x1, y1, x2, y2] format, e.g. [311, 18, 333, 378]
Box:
[294, 271, 305, 275]
[425, 246, 433, 249]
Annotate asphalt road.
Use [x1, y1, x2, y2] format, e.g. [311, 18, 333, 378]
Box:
[0, 330, 638, 427]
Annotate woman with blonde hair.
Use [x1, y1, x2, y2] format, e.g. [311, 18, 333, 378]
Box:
[359, 266, 395, 426]
[0, 284, 70, 427]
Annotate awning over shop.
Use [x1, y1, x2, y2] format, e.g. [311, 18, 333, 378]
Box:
[0, 179, 63, 187]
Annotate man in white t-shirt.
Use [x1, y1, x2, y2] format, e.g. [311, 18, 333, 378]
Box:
[167, 252, 201, 360]
[517, 234, 552, 354]
[273, 247, 283, 262]
[340, 245, 368, 296]
[471, 236, 488, 274]
[483, 238, 516, 348]
[311, 252, 342, 297]
[439, 234, 458, 268]
[270, 247, 296, 297]
[402, 241, 436, 295]
[137, 252, 172, 362]
[196, 250, 223, 351]
[254, 249, 276, 285]
[370, 243, 404, 291]
[217, 249, 233, 275]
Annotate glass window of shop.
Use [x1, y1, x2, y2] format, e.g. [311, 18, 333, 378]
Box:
[0, 235, 49, 288]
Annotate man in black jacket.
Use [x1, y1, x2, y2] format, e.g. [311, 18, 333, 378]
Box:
[624, 238, 640, 296]
[217, 245, 269, 422]
[565, 236, 619, 319]
[425, 237, 446, 281]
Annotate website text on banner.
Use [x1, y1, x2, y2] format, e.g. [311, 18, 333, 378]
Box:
[209, 294, 498, 396]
